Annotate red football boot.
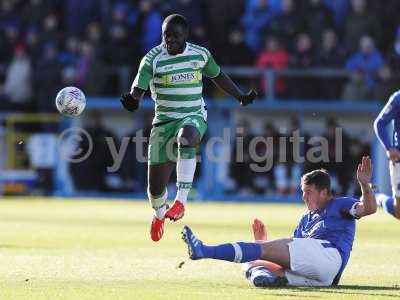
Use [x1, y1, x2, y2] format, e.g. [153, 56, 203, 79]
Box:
[150, 216, 165, 242]
[165, 200, 185, 221]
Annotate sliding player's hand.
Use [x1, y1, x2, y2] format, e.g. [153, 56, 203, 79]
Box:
[120, 93, 139, 112]
[239, 89, 257, 106]
[356, 156, 372, 186]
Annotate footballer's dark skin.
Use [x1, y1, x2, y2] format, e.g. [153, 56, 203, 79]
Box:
[123, 20, 257, 197]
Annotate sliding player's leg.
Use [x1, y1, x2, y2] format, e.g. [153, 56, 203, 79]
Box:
[182, 226, 341, 286]
[182, 225, 291, 267]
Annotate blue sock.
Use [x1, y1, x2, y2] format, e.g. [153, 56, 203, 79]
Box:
[201, 242, 262, 263]
[376, 193, 396, 216]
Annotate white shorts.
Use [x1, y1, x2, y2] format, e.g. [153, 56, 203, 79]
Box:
[389, 162, 400, 197]
[285, 238, 342, 287]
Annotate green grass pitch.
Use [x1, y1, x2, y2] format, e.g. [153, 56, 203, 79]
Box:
[0, 198, 399, 300]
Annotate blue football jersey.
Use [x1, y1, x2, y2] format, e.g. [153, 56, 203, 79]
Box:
[374, 90, 400, 151]
[293, 197, 360, 284]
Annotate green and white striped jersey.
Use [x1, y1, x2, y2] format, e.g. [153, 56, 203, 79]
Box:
[132, 42, 221, 125]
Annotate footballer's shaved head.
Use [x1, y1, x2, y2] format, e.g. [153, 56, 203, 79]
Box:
[162, 14, 189, 55]
[163, 14, 188, 33]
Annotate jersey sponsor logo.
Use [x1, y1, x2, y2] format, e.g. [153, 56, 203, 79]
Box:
[171, 72, 196, 82]
[163, 71, 202, 85]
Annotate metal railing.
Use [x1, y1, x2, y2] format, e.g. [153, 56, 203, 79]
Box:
[222, 66, 350, 100]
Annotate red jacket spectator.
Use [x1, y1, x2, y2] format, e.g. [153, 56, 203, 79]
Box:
[256, 36, 289, 95]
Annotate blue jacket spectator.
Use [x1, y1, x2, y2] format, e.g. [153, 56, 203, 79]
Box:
[241, 0, 278, 51]
[324, 0, 350, 31]
[136, 0, 162, 54]
[345, 35, 384, 88]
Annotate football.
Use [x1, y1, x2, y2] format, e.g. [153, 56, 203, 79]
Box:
[55, 86, 86, 117]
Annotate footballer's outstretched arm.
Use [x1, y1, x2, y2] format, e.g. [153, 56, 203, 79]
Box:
[355, 156, 377, 217]
[211, 71, 257, 106]
[120, 87, 146, 112]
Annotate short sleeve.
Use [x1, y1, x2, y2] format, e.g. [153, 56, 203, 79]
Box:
[202, 54, 221, 78]
[132, 56, 153, 90]
[338, 197, 361, 219]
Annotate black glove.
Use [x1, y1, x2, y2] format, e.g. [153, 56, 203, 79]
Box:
[238, 89, 257, 106]
[120, 93, 139, 112]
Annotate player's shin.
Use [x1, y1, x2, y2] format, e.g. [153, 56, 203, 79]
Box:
[202, 242, 262, 263]
[147, 187, 168, 219]
[176, 147, 197, 204]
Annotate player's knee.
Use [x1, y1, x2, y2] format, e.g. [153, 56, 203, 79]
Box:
[177, 126, 200, 148]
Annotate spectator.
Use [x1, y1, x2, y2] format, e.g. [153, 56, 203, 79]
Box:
[0, 1, 19, 28]
[288, 32, 316, 98]
[241, 0, 277, 51]
[315, 29, 345, 67]
[34, 42, 62, 113]
[386, 27, 400, 77]
[344, 0, 382, 53]
[323, 0, 350, 32]
[274, 118, 303, 195]
[59, 35, 80, 67]
[320, 118, 353, 195]
[303, 0, 335, 47]
[253, 122, 279, 194]
[205, 0, 245, 58]
[86, 22, 105, 60]
[166, 0, 207, 45]
[222, 27, 254, 66]
[256, 36, 289, 97]
[342, 35, 385, 100]
[105, 4, 134, 67]
[0, 22, 20, 65]
[76, 41, 107, 96]
[21, 0, 52, 29]
[3, 44, 32, 111]
[367, 0, 400, 52]
[134, 0, 162, 54]
[268, 0, 303, 49]
[40, 12, 62, 46]
[314, 29, 346, 98]
[230, 120, 256, 195]
[373, 65, 399, 102]
[64, 0, 106, 37]
[24, 26, 42, 66]
[69, 111, 117, 192]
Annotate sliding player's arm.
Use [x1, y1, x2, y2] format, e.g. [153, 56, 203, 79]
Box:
[355, 156, 377, 217]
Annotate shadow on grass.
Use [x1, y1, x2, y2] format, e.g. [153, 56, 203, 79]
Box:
[289, 285, 400, 298]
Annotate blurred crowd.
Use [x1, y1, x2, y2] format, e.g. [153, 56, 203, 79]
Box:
[1, 0, 400, 113]
[63, 113, 369, 197]
[229, 117, 370, 196]
[0, 0, 389, 196]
